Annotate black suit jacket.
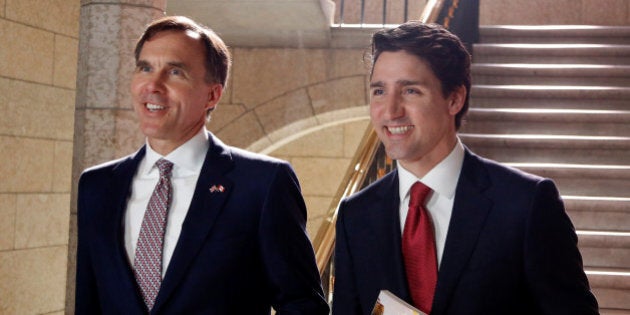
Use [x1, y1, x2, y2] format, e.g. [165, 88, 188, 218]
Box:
[75, 133, 329, 314]
[332, 149, 598, 315]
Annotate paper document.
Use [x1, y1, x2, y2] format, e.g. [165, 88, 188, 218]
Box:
[371, 290, 427, 315]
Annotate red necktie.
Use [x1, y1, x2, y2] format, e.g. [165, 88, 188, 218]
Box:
[134, 159, 173, 311]
[402, 181, 437, 314]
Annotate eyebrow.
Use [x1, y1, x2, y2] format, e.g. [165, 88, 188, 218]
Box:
[369, 79, 422, 88]
[136, 60, 150, 68]
[135, 60, 189, 71]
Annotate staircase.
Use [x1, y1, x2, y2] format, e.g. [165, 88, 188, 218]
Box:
[462, 25, 630, 314]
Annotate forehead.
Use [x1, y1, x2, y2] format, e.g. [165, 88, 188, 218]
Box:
[140, 30, 205, 59]
[371, 50, 434, 81]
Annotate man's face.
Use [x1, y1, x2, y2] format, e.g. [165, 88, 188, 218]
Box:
[369, 50, 464, 176]
[131, 30, 222, 154]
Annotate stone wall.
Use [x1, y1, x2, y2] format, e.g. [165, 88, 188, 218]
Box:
[0, 0, 79, 314]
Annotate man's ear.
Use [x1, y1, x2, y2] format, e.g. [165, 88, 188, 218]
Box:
[205, 83, 223, 112]
[448, 85, 466, 116]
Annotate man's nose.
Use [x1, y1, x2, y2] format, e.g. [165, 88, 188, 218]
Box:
[384, 93, 404, 119]
[144, 72, 166, 93]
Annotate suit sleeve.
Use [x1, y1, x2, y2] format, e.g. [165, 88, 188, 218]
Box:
[331, 199, 363, 315]
[74, 172, 103, 314]
[524, 179, 599, 315]
[258, 163, 330, 315]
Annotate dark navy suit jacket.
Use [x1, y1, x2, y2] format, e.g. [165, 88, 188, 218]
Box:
[75, 133, 329, 314]
[332, 149, 599, 315]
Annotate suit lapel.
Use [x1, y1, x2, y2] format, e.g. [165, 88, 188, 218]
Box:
[362, 171, 412, 303]
[431, 150, 493, 314]
[98, 148, 148, 309]
[153, 133, 234, 312]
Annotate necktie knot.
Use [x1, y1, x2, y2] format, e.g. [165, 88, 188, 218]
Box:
[156, 159, 173, 179]
[409, 181, 431, 208]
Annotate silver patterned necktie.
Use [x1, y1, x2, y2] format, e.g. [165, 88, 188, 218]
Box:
[133, 158, 174, 311]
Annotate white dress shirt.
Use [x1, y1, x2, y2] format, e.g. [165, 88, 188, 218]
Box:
[124, 127, 209, 277]
[398, 139, 465, 267]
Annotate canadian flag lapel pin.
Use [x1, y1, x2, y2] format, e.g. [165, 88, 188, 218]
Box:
[209, 185, 225, 193]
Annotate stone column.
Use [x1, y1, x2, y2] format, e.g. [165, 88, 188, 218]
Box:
[67, 1, 166, 312]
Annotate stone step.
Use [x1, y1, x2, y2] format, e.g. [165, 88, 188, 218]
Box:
[600, 309, 630, 315]
[472, 85, 630, 100]
[461, 108, 630, 136]
[470, 85, 630, 110]
[472, 63, 630, 86]
[588, 268, 630, 310]
[480, 25, 630, 45]
[460, 134, 630, 165]
[579, 231, 630, 269]
[593, 287, 630, 311]
[503, 163, 630, 197]
[565, 196, 630, 231]
[473, 43, 630, 64]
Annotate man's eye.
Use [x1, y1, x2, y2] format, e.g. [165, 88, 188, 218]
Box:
[170, 68, 183, 76]
[372, 89, 384, 96]
[405, 88, 419, 94]
[137, 65, 151, 72]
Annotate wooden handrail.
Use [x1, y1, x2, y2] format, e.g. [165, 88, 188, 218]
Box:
[419, 0, 447, 23]
[312, 126, 380, 274]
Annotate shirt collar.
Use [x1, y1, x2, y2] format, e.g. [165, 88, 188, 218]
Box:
[398, 138, 465, 202]
[141, 127, 210, 176]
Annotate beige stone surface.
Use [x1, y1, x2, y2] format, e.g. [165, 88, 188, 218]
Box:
[273, 125, 345, 158]
[0, 137, 55, 193]
[6, 0, 79, 37]
[0, 78, 75, 140]
[292, 156, 352, 196]
[583, 0, 629, 25]
[81, 0, 166, 6]
[246, 134, 274, 154]
[82, 108, 118, 166]
[215, 110, 266, 148]
[255, 89, 314, 134]
[306, 215, 326, 241]
[304, 195, 335, 221]
[0, 194, 17, 250]
[344, 120, 370, 158]
[221, 50, 234, 103]
[0, 19, 54, 84]
[15, 194, 71, 249]
[114, 108, 144, 157]
[208, 103, 247, 132]
[54, 35, 79, 89]
[265, 116, 320, 144]
[330, 49, 369, 78]
[304, 195, 333, 213]
[315, 106, 368, 126]
[0, 0, 5, 16]
[308, 76, 367, 114]
[0, 246, 67, 314]
[53, 141, 74, 193]
[232, 48, 327, 107]
[480, 0, 582, 25]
